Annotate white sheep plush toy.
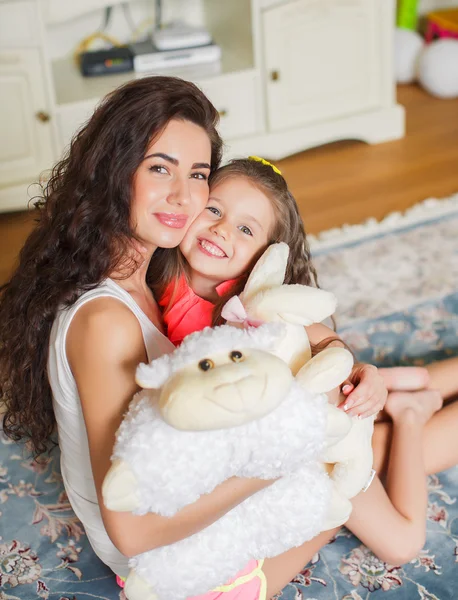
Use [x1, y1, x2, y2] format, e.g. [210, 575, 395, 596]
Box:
[102, 321, 354, 600]
[222, 243, 376, 525]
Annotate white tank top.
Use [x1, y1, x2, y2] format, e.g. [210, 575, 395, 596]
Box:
[48, 278, 175, 577]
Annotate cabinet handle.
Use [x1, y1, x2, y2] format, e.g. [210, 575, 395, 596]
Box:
[218, 109, 228, 118]
[36, 111, 51, 123]
[270, 70, 280, 82]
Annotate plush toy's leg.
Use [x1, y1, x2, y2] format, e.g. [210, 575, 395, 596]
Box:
[125, 570, 159, 600]
[322, 485, 353, 530]
[102, 459, 140, 512]
[331, 457, 374, 499]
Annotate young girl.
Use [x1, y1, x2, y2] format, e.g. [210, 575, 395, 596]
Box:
[150, 156, 446, 571]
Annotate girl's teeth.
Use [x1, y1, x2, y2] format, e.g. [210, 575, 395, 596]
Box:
[200, 240, 225, 257]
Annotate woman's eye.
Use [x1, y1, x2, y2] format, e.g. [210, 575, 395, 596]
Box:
[149, 165, 168, 174]
[191, 172, 208, 181]
[239, 225, 253, 236]
[206, 206, 221, 217]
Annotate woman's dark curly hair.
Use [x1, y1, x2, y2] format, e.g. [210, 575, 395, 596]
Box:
[0, 76, 222, 457]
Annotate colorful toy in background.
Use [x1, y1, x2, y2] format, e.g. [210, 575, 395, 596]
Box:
[397, 0, 419, 30]
[395, 6, 458, 99]
[425, 8, 458, 41]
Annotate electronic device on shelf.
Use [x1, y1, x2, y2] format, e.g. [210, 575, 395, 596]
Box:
[130, 39, 221, 75]
[151, 21, 212, 51]
[80, 47, 133, 77]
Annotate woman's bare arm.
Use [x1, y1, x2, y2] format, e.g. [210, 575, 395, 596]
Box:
[67, 298, 272, 557]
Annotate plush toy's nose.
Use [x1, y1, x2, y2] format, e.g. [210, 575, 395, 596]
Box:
[211, 375, 265, 413]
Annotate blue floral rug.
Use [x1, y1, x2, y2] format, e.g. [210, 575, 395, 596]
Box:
[1, 196, 458, 600]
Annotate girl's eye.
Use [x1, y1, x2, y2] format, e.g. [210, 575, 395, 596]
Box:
[239, 225, 253, 236]
[206, 206, 221, 217]
[191, 172, 208, 181]
[149, 165, 168, 174]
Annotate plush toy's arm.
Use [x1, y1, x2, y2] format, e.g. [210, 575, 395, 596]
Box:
[295, 347, 354, 394]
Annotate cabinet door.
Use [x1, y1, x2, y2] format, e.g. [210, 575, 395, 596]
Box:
[263, 0, 382, 132]
[0, 49, 55, 189]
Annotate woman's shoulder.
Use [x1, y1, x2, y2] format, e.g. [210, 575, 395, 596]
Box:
[68, 296, 146, 367]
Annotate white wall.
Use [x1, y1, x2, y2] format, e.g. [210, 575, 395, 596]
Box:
[42, 0, 204, 61]
[418, 0, 458, 15]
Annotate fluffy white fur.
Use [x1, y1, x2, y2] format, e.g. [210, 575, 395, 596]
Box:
[108, 323, 332, 600]
[132, 462, 330, 599]
[115, 378, 327, 518]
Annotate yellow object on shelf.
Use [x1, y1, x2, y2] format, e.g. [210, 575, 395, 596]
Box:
[426, 9, 458, 42]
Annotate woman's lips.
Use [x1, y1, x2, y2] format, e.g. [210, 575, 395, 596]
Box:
[154, 213, 189, 229]
[197, 238, 227, 258]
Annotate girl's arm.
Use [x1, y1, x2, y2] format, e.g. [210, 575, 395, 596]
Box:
[306, 322, 387, 417]
[346, 391, 442, 565]
[67, 298, 273, 558]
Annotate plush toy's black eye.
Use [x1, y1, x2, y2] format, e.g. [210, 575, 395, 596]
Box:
[230, 350, 244, 362]
[198, 358, 214, 372]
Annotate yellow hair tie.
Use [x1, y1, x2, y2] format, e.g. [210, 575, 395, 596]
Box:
[248, 155, 282, 176]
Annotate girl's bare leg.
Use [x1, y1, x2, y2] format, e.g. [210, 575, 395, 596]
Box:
[262, 389, 446, 598]
[262, 378, 458, 598]
[345, 389, 442, 564]
[426, 357, 458, 401]
[373, 395, 458, 477]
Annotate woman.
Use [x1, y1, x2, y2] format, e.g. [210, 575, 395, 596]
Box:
[0, 75, 387, 599]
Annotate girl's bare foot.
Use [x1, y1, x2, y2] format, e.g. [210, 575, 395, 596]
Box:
[384, 389, 443, 425]
[379, 367, 430, 392]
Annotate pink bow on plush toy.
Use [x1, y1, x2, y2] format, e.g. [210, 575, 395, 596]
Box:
[221, 296, 264, 328]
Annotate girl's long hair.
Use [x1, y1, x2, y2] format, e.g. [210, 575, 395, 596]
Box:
[0, 76, 222, 457]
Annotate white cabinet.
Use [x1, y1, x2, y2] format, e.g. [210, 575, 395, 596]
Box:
[263, 0, 381, 132]
[0, 49, 55, 188]
[0, 0, 404, 212]
[197, 70, 262, 140]
[0, 0, 56, 212]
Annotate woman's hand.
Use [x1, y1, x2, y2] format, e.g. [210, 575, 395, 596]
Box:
[338, 363, 388, 419]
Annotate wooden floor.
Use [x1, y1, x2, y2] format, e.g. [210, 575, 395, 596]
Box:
[1, 84, 458, 286]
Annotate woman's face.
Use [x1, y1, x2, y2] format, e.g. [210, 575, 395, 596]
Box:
[131, 119, 212, 251]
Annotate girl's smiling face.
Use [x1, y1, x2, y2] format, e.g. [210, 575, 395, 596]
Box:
[179, 176, 276, 291]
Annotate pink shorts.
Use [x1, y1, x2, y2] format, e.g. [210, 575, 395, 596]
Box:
[117, 559, 267, 600]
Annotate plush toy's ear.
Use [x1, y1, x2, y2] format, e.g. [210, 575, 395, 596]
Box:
[136, 359, 172, 389]
[296, 347, 354, 394]
[240, 243, 289, 304]
[246, 285, 337, 326]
